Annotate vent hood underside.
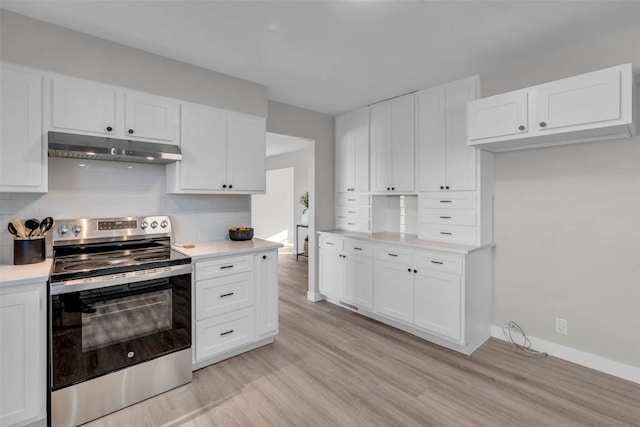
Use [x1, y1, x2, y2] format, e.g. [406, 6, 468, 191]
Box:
[48, 131, 182, 164]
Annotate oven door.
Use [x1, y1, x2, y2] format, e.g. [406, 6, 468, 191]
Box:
[50, 265, 192, 391]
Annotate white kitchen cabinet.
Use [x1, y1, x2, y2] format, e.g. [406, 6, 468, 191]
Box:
[468, 63, 635, 152]
[49, 76, 179, 145]
[167, 103, 266, 194]
[0, 282, 47, 427]
[0, 65, 47, 193]
[335, 107, 369, 193]
[373, 259, 414, 323]
[318, 244, 344, 300]
[196, 308, 255, 361]
[343, 245, 373, 310]
[255, 251, 278, 338]
[414, 269, 462, 342]
[370, 93, 415, 193]
[418, 76, 479, 192]
[196, 272, 254, 320]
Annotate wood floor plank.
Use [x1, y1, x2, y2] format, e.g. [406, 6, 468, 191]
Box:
[84, 253, 640, 427]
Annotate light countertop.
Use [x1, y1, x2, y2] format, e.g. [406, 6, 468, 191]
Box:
[173, 238, 283, 260]
[317, 230, 494, 254]
[0, 259, 53, 288]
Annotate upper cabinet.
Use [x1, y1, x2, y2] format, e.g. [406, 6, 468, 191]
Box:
[370, 93, 416, 193]
[0, 64, 47, 193]
[335, 107, 369, 193]
[166, 103, 266, 194]
[467, 63, 635, 152]
[48, 76, 180, 145]
[418, 76, 479, 192]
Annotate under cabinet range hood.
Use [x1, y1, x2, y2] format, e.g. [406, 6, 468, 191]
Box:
[48, 131, 182, 164]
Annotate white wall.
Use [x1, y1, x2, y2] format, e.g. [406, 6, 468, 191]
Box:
[251, 168, 295, 244]
[480, 24, 640, 367]
[0, 158, 250, 264]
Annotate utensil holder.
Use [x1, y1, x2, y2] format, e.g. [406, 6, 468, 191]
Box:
[14, 237, 46, 265]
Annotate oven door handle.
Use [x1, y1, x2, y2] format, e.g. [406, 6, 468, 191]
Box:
[50, 264, 193, 295]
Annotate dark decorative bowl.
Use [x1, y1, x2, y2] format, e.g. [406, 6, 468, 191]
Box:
[229, 227, 254, 241]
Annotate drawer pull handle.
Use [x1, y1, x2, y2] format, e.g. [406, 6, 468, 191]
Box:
[431, 260, 444, 265]
[347, 199, 356, 201]
[348, 211, 356, 213]
[439, 216, 451, 219]
[220, 330, 234, 336]
[220, 292, 234, 298]
[220, 265, 234, 269]
[439, 200, 452, 203]
[440, 232, 452, 235]
[388, 253, 398, 257]
[348, 222, 356, 226]
[353, 247, 362, 251]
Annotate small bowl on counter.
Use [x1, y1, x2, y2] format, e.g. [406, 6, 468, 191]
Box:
[229, 227, 254, 241]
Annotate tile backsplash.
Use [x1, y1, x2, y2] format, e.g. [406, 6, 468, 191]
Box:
[0, 158, 251, 264]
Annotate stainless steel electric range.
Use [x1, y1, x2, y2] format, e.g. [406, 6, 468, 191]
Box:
[49, 216, 192, 427]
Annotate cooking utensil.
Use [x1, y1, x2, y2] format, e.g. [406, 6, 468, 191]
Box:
[25, 218, 40, 238]
[12, 219, 27, 238]
[39, 217, 54, 236]
[8, 222, 18, 237]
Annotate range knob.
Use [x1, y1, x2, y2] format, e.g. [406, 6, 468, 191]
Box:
[160, 220, 168, 229]
[71, 225, 82, 235]
[140, 221, 149, 230]
[57, 224, 69, 236]
[150, 221, 158, 229]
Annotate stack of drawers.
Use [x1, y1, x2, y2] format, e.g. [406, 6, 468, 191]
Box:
[194, 254, 255, 361]
[335, 193, 371, 233]
[418, 192, 478, 245]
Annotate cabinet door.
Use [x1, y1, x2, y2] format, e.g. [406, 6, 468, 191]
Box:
[51, 77, 117, 135]
[0, 68, 44, 191]
[352, 107, 370, 192]
[196, 273, 254, 320]
[227, 113, 266, 192]
[373, 260, 413, 323]
[0, 285, 45, 426]
[335, 112, 352, 192]
[535, 66, 622, 132]
[467, 91, 528, 141]
[417, 86, 446, 192]
[390, 94, 416, 192]
[414, 269, 461, 342]
[255, 251, 278, 338]
[124, 91, 178, 143]
[319, 249, 344, 299]
[445, 77, 478, 191]
[369, 102, 392, 192]
[344, 253, 373, 309]
[179, 103, 227, 190]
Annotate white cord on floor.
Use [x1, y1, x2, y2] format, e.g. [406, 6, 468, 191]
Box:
[502, 321, 548, 357]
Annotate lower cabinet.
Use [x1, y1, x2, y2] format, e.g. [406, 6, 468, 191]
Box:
[192, 249, 278, 369]
[0, 281, 47, 427]
[318, 233, 492, 355]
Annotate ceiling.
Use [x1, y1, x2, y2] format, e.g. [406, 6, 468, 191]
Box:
[3, 1, 640, 115]
[266, 133, 310, 158]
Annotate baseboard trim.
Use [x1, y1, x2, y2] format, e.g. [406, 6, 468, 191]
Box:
[307, 291, 323, 302]
[490, 325, 639, 384]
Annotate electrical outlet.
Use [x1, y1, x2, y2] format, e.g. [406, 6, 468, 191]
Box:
[555, 317, 568, 335]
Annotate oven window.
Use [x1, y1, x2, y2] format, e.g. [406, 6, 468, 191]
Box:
[81, 289, 172, 352]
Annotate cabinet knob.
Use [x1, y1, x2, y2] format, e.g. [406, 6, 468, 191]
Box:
[128, 129, 134, 134]
[262, 255, 267, 260]
[106, 126, 113, 132]
[518, 125, 525, 131]
[539, 122, 547, 128]
[387, 187, 391, 191]
[407, 268, 411, 272]
[229, 184, 233, 189]
[440, 186, 444, 190]
[445, 186, 450, 190]
[413, 269, 417, 274]
[391, 187, 395, 191]
[222, 184, 227, 189]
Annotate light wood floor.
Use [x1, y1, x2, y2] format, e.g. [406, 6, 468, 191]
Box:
[87, 254, 640, 427]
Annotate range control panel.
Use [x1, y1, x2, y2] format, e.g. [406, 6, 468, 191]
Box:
[53, 216, 173, 244]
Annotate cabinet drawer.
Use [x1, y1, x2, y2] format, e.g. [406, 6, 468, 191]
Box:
[414, 251, 463, 275]
[419, 193, 476, 210]
[337, 217, 370, 233]
[337, 193, 371, 206]
[196, 255, 253, 280]
[420, 209, 477, 226]
[344, 240, 372, 257]
[336, 205, 370, 220]
[419, 225, 477, 246]
[319, 235, 343, 251]
[375, 246, 412, 265]
[195, 308, 255, 361]
[196, 272, 254, 320]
